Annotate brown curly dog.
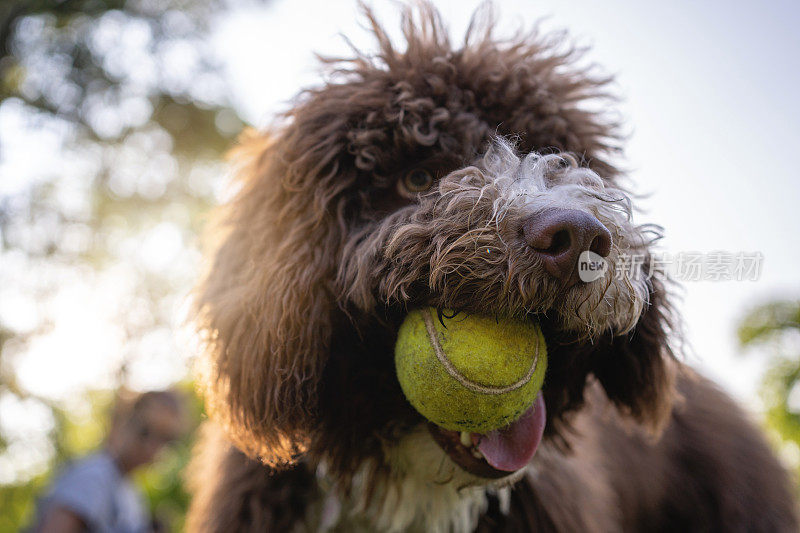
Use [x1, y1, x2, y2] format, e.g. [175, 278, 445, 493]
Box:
[187, 4, 798, 531]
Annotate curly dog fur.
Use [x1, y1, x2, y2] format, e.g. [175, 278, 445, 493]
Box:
[187, 3, 798, 531]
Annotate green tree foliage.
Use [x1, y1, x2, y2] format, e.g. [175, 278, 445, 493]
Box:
[738, 299, 800, 478]
[0, 0, 253, 530]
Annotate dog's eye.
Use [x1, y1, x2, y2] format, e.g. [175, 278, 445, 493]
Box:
[399, 168, 434, 196]
[552, 154, 577, 171]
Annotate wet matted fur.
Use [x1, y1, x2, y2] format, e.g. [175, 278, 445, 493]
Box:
[187, 4, 798, 532]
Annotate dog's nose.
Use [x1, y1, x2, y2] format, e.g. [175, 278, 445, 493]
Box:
[522, 208, 612, 283]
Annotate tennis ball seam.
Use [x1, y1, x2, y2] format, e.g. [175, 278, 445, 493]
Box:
[421, 308, 540, 396]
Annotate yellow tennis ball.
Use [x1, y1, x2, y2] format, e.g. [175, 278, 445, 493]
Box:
[394, 307, 547, 434]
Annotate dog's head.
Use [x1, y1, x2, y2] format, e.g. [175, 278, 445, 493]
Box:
[195, 1, 675, 509]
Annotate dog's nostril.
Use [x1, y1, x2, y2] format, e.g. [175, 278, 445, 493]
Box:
[546, 229, 572, 256]
[522, 208, 613, 283]
[589, 231, 612, 258]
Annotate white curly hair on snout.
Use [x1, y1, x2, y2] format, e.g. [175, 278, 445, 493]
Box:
[480, 137, 654, 337]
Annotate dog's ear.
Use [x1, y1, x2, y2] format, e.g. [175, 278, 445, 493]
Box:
[591, 271, 677, 432]
[195, 130, 340, 465]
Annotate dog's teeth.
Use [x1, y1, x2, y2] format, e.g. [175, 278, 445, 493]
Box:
[460, 431, 472, 447]
[471, 448, 484, 459]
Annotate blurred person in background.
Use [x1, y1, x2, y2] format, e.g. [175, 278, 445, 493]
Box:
[28, 390, 187, 533]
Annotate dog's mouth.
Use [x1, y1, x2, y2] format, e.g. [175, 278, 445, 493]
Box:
[428, 393, 546, 479]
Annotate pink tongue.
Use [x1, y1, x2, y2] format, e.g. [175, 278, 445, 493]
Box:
[472, 394, 546, 472]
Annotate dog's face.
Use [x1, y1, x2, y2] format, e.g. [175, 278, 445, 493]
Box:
[344, 142, 651, 336]
[195, 3, 674, 506]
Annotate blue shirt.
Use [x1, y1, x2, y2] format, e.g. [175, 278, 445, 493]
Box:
[31, 451, 148, 533]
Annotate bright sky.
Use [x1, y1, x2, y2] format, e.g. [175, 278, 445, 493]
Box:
[213, 0, 800, 403]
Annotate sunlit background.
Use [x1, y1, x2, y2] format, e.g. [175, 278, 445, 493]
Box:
[1, 0, 798, 529]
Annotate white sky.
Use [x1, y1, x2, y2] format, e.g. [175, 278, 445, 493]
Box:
[213, 0, 800, 404]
